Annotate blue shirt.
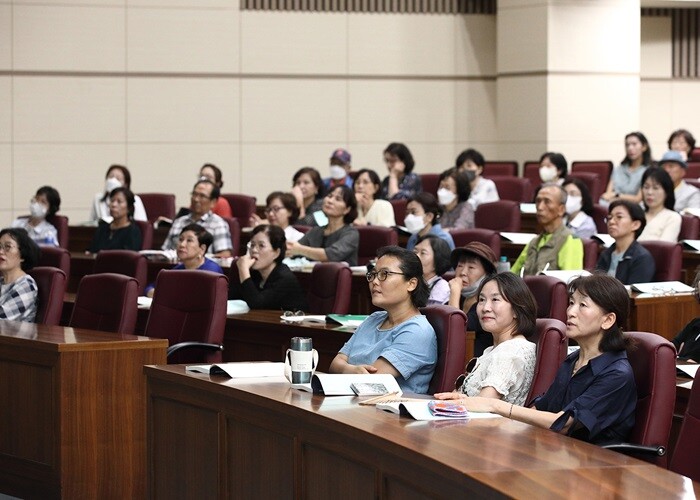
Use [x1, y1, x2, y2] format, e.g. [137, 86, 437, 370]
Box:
[533, 349, 636, 445]
[144, 258, 224, 296]
[406, 223, 455, 251]
[339, 311, 438, 394]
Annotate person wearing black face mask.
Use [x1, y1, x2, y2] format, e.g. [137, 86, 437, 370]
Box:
[11, 186, 61, 247]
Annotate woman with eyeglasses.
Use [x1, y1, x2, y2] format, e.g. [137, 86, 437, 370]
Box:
[0, 227, 40, 322]
[229, 224, 308, 311]
[88, 187, 142, 253]
[595, 200, 655, 285]
[286, 185, 360, 266]
[329, 246, 437, 394]
[672, 271, 700, 361]
[144, 224, 223, 297]
[637, 167, 682, 242]
[249, 191, 305, 243]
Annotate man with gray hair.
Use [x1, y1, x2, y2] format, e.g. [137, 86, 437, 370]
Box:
[511, 184, 583, 276]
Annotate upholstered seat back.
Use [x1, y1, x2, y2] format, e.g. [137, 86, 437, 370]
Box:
[523, 275, 568, 322]
[525, 318, 567, 406]
[421, 305, 467, 394]
[639, 241, 682, 282]
[70, 273, 138, 334]
[28, 266, 67, 326]
[38, 246, 71, 276]
[670, 369, 700, 481]
[307, 262, 352, 315]
[449, 228, 501, 258]
[94, 250, 148, 294]
[356, 226, 398, 266]
[475, 200, 521, 232]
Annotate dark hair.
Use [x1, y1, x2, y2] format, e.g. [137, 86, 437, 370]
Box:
[383, 143, 415, 174]
[109, 187, 136, 219]
[438, 167, 471, 203]
[375, 245, 430, 308]
[476, 273, 537, 338]
[641, 167, 675, 211]
[251, 224, 286, 264]
[200, 163, 224, 188]
[354, 169, 382, 200]
[179, 223, 213, 252]
[293, 167, 325, 200]
[622, 132, 652, 166]
[0, 228, 39, 271]
[562, 177, 593, 216]
[416, 234, 452, 276]
[608, 199, 647, 239]
[36, 186, 61, 217]
[408, 192, 442, 225]
[193, 179, 220, 200]
[667, 129, 696, 152]
[266, 191, 300, 224]
[101, 164, 132, 202]
[539, 152, 568, 178]
[326, 185, 358, 224]
[568, 273, 631, 352]
[455, 148, 485, 170]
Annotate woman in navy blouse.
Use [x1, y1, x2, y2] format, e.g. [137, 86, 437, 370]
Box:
[436, 273, 636, 445]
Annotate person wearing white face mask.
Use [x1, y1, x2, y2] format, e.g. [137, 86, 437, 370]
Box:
[89, 165, 148, 224]
[437, 167, 475, 231]
[11, 186, 61, 247]
[323, 148, 354, 191]
[404, 192, 455, 251]
[561, 178, 597, 239]
[538, 152, 568, 187]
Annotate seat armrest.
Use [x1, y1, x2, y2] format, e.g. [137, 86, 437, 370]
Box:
[602, 443, 666, 457]
[167, 342, 224, 358]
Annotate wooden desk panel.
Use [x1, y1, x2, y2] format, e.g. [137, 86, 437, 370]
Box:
[146, 365, 699, 499]
[629, 293, 699, 341]
[0, 321, 167, 499]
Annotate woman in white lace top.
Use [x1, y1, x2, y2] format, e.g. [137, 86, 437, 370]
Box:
[436, 273, 537, 406]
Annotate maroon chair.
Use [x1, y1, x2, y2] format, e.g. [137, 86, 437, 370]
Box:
[488, 176, 532, 202]
[525, 318, 568, 406]
[581, 238, 600, 271]
[449, 228, 501, 258]
[389, 199, 407, 226]
[356, 226, 398, 266]
[522, 161, 541, 190]
[475, 200, 521, 232]
[135, 219, 154, 250]
[307, 262, 352, 314]
[571, 161, 613, 191]
[421, 305, 467, 394]
[223, 217, 241, 258]
[523, 275, 568, 323]
[592, 204, 609, 234]
[670, 369, 700, 481]
[145, 270, 229, 364]
[292, 224, 312, 234]
[680, 214, 700, 240]
[639, 241, 683, 281]
[603, 331, 676, 467]
[568, 171, 602, 202]
[138, 193, 176, 223]
[419, 173, 440, 197]
[222, 193, 257, 229]
[46, 214, 69, 249]
[38, 246, 70, 276]
[93, 250, 148, 295]
[69, 273, 138, 334]
[27, 266, 66, 326]
[690, 149, 700, 162]
[484, 161, 518, 177]
[687, 162, 700, 179]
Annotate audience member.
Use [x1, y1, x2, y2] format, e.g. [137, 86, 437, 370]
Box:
[161, 179, 233, 257]
[353, 169, 395, 227]
[145, 224, 223, 297]
[538, 152, 568, 186]
[668, 128, 696, 161]
[638, 167, 681, 242]
[562, 178, 596, 239]
[89, 164, 147, 223]
[455, 148, 499, 209]
[511, 184, 583, 275]
[672, 270, 700, 361]
[437, 167, 474, 230]
[11, 186, 61, 247]
[250, 191, 305, 242]
[229, 224, 308, 311]
[404, 192, 455, 251]
[0, 228, 39, 322]
[657, 150, 700, 212]
[292, 167, 325, 226]
[380, 143, 422, 200]
[596, 200, 655, 285]
[324, 148, 354, 191]
[199, 163, 233, 218]
[287, 185, 360, 266]
[88, 187, 142, 253]
[601, 131, 651, 205]
[329, 246, 437, 394]
[413, 235, 451, 305]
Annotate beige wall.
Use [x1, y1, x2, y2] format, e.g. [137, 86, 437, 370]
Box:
[0, 1, 698, 225]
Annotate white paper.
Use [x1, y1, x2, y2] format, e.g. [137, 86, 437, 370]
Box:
[679, 380, 694, 390]
[186, 362, 285, 378]
[137, 296, 152, 309]
[540, 269, 591, 284]
[311, 373, 402, 396]
[630, 281, 695, 294]
[377, 401, 501, 421]
[279, 314, 326, 323]
[677, 364, 700, 379]
[592, 234, 615, 248]
[500, 232, 537, 245]
[682, 240, 700, 252]
[227, 300, 250, 315]
[520, 203, 537, 214]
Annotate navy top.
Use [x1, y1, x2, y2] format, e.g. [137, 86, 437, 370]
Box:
[533, 349, 636, 445]
[595, 240, 655, 285]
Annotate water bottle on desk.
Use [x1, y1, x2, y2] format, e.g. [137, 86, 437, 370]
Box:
[496, 256, 510, 273]
[284, 337, 319, 384]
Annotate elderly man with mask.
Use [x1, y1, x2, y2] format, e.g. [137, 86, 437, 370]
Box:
[511, 184, 583, 276]
[161, 179, 233, 257]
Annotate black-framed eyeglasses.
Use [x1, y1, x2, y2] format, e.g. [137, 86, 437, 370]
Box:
[366, 270, 406, 282]
[191, 191, 211, 200]
[264, 206, 284, 214]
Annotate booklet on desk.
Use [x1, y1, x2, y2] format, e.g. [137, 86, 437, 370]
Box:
[292, 373, 402, 395]
[540, 269, 591, 284]
[186, 362, 285, 378]
[376, 400, 501, 421]
[500, 232, 536, 245]
[630, 281, 695, 294]
[326, 314, 369, 328]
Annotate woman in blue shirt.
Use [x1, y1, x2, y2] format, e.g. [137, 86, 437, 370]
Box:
[329, 246, 437, 394]
[436, 273, 636, 445]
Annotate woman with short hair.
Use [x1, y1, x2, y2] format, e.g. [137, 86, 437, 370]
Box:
[292, 167, 325, 226]
[381, 143, 422, 200]
[0, 227, 40, 322]
[404, 192, 455, 251]
[413, 234, 452, 305]
[437, 167, 474, 231]
[12, 186, 62, 247]
[250, 191, 305, 243]
[88, 187, 142, 253]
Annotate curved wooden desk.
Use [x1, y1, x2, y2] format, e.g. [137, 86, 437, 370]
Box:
[145, 365, 699, 498]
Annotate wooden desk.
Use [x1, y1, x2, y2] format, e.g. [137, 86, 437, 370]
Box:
[145, 365, 699, 498]
[0, 321, 167, 499]
[629, 293, 699, 341]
